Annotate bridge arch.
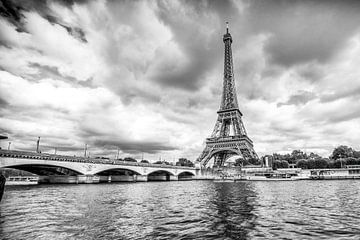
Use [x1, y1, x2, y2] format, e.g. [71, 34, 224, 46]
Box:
[94, 168, 142, 176]
[1, 164, 83, 176]
[93, 168, 142, 182]
[147, 170, 174, 181]
[177, 171, 195, 180]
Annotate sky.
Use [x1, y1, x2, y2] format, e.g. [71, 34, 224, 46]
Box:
[0, 0, 360, 162]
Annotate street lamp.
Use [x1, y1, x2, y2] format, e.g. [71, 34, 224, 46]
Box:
[84, 144, 88, 157]
[36, 137, 40, 153]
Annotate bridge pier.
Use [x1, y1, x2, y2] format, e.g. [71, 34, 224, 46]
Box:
[148, 175, 167, 181]
[135, 175, 148, 182]
[38, 175, 101, 184]
[99, 175, 111, 183]
[169, 175, 178, 181]
[77, 175, 100, 184]
[109, 175, 136, 182]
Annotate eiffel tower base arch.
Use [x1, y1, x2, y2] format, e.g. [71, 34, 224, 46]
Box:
[197, 137, 258, 169]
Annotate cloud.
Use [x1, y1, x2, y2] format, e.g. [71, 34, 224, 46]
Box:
[1, 0, 360, 160]
[93, 139, 177, 154]
[320, 85, 360, 103]
[244, 0, 360, 67]
[277, 90, 316, 106]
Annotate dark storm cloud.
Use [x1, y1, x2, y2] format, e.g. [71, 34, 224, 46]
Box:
[0, 97, 8, 107]
[28, 63, 78, 81]
[27, 63, 94, 87]
[244, 0, 360, 67]
[79, 125, 177, 154]
[94, 139, 178, 154]
[151, 0, 238, 90]
[278, 91, 316, 107]
[0, 127, 11, 136]
[45, 15, 87, 42]
[298, 64, 324, 83]
[0, 0, 87, 42]
[0, 0, 22, 22]
[40, 144, 84, 152]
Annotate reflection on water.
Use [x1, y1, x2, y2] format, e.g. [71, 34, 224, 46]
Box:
[209, 183, 257, 239]
[1, 181, 360, 239]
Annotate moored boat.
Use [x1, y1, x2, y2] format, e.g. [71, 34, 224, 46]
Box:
[243, 172, 302, 181]
[310, 165, 360, 180]
[214, 175, 235, 182]
[5, 176, 39, 185]
[0, 174, 5, 202]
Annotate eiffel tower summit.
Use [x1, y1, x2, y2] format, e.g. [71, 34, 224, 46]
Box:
[197, 22, 258, 168]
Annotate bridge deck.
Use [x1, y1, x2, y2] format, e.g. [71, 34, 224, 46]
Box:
[0, 150, 195, 171]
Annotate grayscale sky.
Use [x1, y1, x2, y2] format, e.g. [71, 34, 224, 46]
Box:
[1, 0, 360, 161]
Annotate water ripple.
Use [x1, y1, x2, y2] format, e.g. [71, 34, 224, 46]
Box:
[1, 180, 360, 239]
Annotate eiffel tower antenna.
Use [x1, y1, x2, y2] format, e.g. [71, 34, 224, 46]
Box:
[197, 22, 258, 168]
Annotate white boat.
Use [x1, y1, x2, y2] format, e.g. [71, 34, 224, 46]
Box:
[241, 172, 302, 181]
[213, 174, 236, 182]
[5, 176, 39, 185]
[244, 173, 302, 181]
[310, 166, 360, 180]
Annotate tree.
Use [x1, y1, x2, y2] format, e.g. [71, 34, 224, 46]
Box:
[248, 157, 260, 165]
[272, 160, 288, 169]
[331, 146, 354, 160]
[281, 160, 289, 168]
[314, 158, 329, 169]
[234, 158, 249, 166]
[308, 152, 321, 160]
[272, 153, 281, 161]
[291, 150, 307, 160]
[140, 160, 149, 164]
[296, 159, 308, 169]
[124, 157, 137, 162]
[154, 160, 172, 165]
[307, 159, 317, 169]
[272, 160, 280, 169]
[353, 151, 360, 159]
[343, 157, 360, 166]
[175, 158, 194, 167]
[333, 159, 346, 168]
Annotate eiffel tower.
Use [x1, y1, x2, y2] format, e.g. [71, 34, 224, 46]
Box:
[197, 23, 258, 168]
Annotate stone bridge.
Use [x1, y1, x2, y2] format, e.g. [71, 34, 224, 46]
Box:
[0, 150, 198, 183]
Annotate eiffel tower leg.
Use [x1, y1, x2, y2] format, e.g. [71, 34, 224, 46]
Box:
[197, 146, 214, 167]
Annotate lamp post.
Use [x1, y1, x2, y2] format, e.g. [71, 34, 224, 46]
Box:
[36, 137, 40, 153]
[116, 148, 120, 160]
[84, 144, 87, 157]
[8, 142, 11, 150]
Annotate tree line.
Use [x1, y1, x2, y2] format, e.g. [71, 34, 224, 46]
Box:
[117, 157, 194, 167]
[265, 145, 360, 169]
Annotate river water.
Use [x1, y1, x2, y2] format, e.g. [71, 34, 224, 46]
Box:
[1, 180, 360, 239]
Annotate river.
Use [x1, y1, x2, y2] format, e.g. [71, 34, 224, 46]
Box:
[1, 180, 359, 239]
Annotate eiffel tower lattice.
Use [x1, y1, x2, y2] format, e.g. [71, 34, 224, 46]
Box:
[197, 23, 258, 168]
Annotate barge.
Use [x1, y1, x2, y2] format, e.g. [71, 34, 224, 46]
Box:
[310, 165, 360, 180]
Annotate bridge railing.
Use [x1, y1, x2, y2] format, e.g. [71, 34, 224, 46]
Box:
[0, 150, 195, 170]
